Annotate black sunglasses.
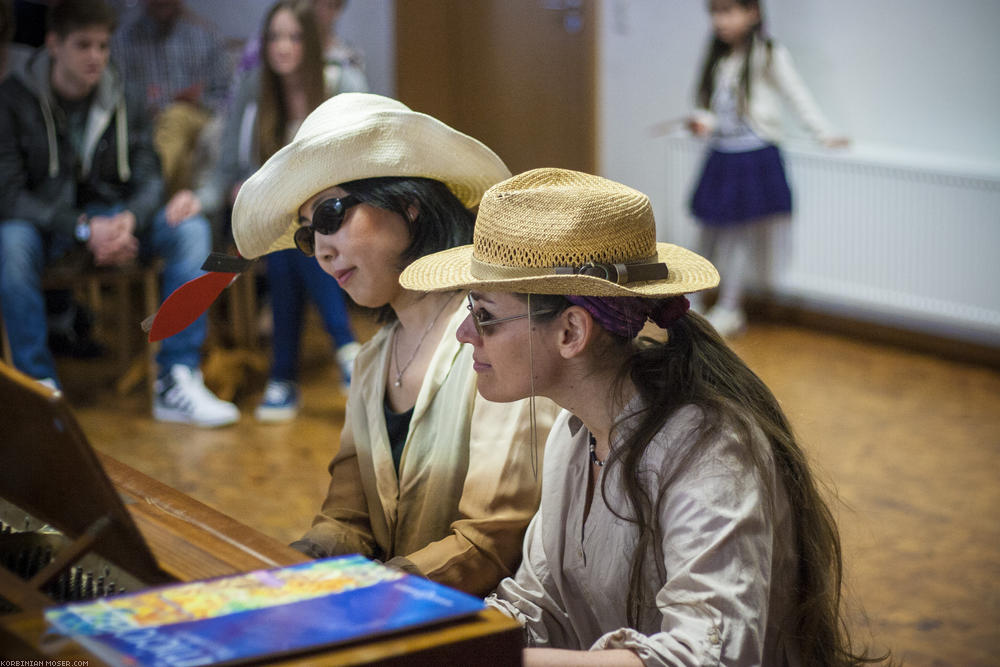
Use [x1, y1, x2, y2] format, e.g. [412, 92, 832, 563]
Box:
[294, 194, 361, 256]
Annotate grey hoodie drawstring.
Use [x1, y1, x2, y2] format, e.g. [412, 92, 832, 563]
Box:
[39, 94, 60, 179]
[28, 51, 131, 183]
[116, 96, 131, 182]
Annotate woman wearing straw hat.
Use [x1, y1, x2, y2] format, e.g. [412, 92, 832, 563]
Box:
[400, 168, 885, 665]
[231, 93, 558, 596]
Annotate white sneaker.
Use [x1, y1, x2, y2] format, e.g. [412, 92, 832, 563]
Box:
[153, 365, 240, 427]
[335, 341, 362, 389]
[705, 305, 747, 338]
[254, 379, 299, 423]
[37, 377, 59, 392]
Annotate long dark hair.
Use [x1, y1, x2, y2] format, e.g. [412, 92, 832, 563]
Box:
[339, 176, 475, 322]
[257, 0, 326, 162]
[696, 0, 773, 113]
[526, 294, 888, 665]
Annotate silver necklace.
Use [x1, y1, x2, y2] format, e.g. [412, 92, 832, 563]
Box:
[392, 295, 454, 388]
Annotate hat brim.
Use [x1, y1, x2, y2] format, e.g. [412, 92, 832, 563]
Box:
[231, 95, 511, 259]
[400, 242, 720, 297]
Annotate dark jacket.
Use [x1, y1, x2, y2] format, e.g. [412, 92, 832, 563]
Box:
[0, 47, 163, 238]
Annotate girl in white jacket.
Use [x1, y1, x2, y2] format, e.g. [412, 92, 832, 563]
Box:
[688, 0, 847, 337]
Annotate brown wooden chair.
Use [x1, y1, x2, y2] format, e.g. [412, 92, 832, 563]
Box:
[0, 258, 162, 397]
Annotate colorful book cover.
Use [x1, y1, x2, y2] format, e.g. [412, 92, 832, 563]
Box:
[44, 554, 486, 666]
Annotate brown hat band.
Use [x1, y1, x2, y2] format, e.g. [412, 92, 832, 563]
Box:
[470, 255, 668, 285]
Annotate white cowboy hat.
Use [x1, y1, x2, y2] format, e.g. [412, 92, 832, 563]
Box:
[231, 93, 511, 258]
[400, 168, 720, 297]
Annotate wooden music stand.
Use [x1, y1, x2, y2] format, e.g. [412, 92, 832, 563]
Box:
[0, 362, 173, 613]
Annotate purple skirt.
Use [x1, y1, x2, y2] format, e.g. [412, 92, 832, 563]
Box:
[690, 144, 792, 226]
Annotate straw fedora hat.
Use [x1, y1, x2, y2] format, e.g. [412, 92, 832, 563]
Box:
[400, 168, 720, 297]
[231, 93, 512, 259]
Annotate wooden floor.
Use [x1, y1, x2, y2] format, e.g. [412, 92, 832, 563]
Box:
[51, 309, 1000, 666]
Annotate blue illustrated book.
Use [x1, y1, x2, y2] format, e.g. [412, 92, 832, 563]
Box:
[44, 554, 486, 666]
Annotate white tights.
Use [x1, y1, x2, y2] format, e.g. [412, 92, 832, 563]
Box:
[699, 223, 755, 312]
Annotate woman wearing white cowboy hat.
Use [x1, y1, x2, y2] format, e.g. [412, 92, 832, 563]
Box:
[400, 168, 885, 665]
[231, 93, 558, 596]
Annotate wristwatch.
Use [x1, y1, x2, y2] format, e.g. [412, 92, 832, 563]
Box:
[74, 214, 91, 243]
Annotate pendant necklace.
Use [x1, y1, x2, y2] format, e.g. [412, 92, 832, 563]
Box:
[588, 433, 605, 467]
[392, 295, 454, 388]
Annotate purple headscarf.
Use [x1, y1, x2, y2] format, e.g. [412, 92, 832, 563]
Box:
[565, 295, 690, 338]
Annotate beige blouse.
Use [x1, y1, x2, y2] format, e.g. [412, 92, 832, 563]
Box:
[692, 41, 837, 145]
[301, 303, 559, 596]
[488, 403, 801, 666]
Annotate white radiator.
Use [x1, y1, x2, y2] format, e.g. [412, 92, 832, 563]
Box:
[658, 137, 1000, 346]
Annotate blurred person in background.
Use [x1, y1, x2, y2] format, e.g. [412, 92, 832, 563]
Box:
[681, 0, 847, 337]
[0, 0, 238, 426]
[233, 0, 366, 95]
[111, 0, 230, 204]
[195, 0, 362, 421]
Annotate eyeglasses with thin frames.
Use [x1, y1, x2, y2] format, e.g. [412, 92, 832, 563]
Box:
[294, 194, 361, 256]
[466, 293, 556, 337]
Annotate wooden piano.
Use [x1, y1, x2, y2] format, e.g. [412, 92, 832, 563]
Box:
[0, 363, 522, 665]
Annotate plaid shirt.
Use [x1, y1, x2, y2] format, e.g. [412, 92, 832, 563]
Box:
[111, 11, 232, 117]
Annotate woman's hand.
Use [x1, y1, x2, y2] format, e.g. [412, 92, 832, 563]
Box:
[288, 539, 330, 559]
[165, 189, 203, 226]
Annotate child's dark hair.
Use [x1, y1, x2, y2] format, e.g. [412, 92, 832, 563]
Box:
[339, 176, 475, 322]
[46, 0, 117, 38]
[696, 0, 771, 113]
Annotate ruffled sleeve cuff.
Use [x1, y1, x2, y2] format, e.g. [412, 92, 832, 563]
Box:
[485, 593, 546, 648]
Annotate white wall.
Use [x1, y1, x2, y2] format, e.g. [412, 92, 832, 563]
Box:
[598, 0, 1000, 342]
[337, 0, 395, 97]
[598, 0, 1000, 176]
[768, 0, 1000, 162]
[599, 0, 1000, 189]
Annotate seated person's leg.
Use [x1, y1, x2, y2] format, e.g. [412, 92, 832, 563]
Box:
[0, 220, 60, 384]
[265, 249, 306, 384]
[294, 250, 360, 385]
[295, 250, 355, 349]
[145, 207, 211, 370]
[144, 207, 238, 427]
[255, 250, 305, 422]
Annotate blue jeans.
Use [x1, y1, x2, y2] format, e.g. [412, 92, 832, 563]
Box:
[266, 249, 355, 382]
[0, 207, 211, 382]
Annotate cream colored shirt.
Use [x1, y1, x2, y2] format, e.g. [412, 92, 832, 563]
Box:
[693, 41, 836, 145]
[488, 403, 801, 666]
[302, 303, 558, 596]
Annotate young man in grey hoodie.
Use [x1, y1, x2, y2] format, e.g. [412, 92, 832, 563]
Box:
[0, 0, 238, 427]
